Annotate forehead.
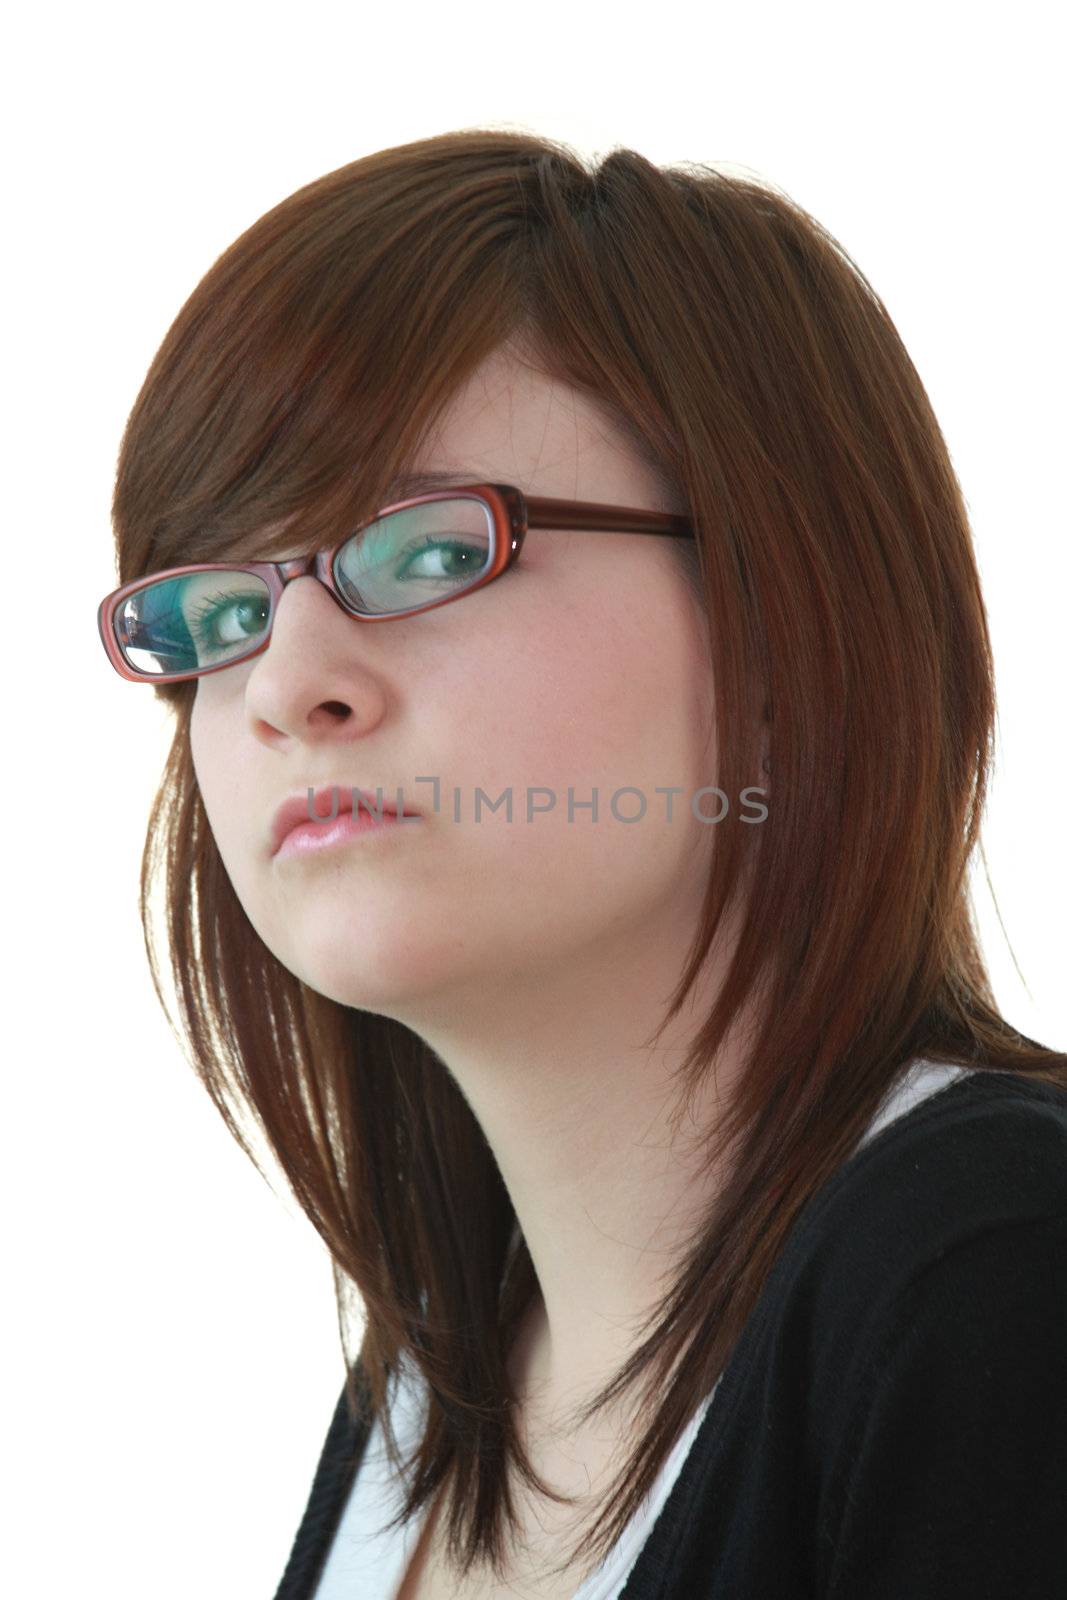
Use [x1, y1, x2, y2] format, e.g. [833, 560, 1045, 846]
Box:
[427, 348, 628, 487]
[419, 345, 673, 512]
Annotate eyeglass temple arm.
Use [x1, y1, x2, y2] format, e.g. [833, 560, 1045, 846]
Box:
[523, 495, 693, 538]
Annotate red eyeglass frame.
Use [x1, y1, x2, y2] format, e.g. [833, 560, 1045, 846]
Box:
[97, 481, 695, 684]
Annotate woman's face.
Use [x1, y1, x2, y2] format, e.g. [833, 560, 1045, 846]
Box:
[189, 344, 718, 1026]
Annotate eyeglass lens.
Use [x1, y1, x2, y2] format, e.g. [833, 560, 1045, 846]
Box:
[111, 496, 496, 679]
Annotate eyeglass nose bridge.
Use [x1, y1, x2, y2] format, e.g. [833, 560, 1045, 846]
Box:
[262, 551, 373, 647]
[270, 551, 343, 605]
[276, 554, 321, 580]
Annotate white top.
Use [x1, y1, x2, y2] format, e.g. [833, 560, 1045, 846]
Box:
[313, 1056, 975, 1599]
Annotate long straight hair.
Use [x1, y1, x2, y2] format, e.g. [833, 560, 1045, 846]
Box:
[110, 129, 1067, 1586]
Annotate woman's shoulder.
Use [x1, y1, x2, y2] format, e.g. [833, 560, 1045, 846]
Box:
[795, 1069, 1067, 1594]
[793, 1064, 1066, 1295]
[777, 1064, 1067, 1402]
[824, 1063, 1067, 1232]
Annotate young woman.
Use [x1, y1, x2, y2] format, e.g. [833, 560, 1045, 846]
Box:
[97, 130, 1067, 1599]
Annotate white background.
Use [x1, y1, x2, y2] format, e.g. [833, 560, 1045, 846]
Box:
[4, 2, 1064, 1595]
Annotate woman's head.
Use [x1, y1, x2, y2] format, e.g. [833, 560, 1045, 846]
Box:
[108, 129, 1066, 1586]
[188, 338, 724, 1036]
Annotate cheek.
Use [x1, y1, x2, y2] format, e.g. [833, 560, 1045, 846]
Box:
[490, 598, 713, 806]
[189, 695, 252, 873]
[189, 696, 224, 816]
[188, 697, 214, 814]
[460, 607, 715, 905]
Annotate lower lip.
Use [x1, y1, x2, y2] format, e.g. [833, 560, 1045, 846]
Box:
[275, 809, 421, 859]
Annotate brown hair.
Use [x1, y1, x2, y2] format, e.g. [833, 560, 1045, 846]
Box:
[110, 129, 1067, 1586]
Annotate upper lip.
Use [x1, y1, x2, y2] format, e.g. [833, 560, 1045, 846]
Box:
[270, 784, 419, 855]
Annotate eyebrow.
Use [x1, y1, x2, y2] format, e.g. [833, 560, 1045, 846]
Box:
[229, 471, 498, 563]
[380, 469, 496, 503]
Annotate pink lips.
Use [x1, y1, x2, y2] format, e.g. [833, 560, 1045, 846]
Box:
[270, 785, 420, 857]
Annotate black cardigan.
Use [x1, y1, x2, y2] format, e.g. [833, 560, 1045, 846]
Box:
[274, 1069, 1067, 1598]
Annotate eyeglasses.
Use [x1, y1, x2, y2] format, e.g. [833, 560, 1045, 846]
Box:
[97, 481, 695, 684]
